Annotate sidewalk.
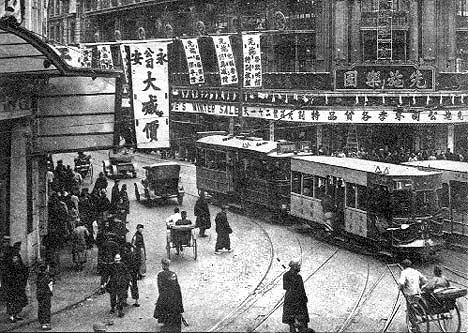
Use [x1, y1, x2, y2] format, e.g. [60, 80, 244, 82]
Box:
[0, 246, 102, 332]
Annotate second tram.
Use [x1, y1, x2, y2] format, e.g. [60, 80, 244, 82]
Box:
[290, 156, 445, 256]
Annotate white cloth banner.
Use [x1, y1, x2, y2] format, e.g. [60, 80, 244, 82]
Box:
[242, 34, 262, 87]
[79, 46, 93, 68]
[181, 39, 205, 84]
[96, 45, 114, 69]
[130, 42, 170, 148]
[213, 36, 238, 85]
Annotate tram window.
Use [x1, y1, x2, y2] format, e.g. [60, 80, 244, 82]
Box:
[303, 175, 314, 197]
[392, 190, 412, 217]
[415, 190, 440, 215]
[346, 183, 356, 208]
[356, 185, 368, 211]
[368, 185, 392, 218]
[197, 149, 206, 167]
[450, 180, 468, 212]
[437, 183, 449, 208]
[314, 176, 326, 199]
[216, 151, 227, 170]
[291, 171, 301, 194]
[205, 150, 217, 169]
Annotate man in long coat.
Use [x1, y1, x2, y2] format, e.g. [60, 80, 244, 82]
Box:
[282, 260, 310, 333]
[194, 191, 210, 237]
[214, 205, 232, 254]
[110, 179, 120, 213]
[154, 258, 184, 332]
[101, 253, 131, 318]
[3, 254, 29, 323]
[131, 224, 146, 279]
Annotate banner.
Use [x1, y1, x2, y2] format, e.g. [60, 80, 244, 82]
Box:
[171, 102, 468, 124]
[213, 36, 238, 85]
[181, 39, 205, 84]
[130, 42, 170, 148]
[119, 45, 131, 107]
[242, 34, 262, 87]
[96, 45, 114, 69]
[79, 45, 93, 68]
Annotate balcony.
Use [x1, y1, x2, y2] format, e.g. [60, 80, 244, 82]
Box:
[361, 11, 408, 29]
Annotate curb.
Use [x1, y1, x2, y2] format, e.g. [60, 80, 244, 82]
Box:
[3, 287, 101, 332]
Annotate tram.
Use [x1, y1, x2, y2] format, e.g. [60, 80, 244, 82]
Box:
[196, 135, 311, 214]
[405, 160, 468, 240]
[290, 156, 445, 256]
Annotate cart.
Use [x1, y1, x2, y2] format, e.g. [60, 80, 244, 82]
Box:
[134, 162, 184, 205]
[166, 224, 197, 260]
[387, 264, 466, 333]
[102, 150, 137, 179]
[74, 153, 93, 181]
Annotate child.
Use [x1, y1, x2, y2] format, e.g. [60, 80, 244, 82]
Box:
[36, 262, 54, 330]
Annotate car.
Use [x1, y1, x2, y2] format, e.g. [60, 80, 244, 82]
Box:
[102, 150, 137, 179]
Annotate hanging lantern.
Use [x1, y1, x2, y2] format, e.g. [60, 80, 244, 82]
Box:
[303, 95, 308, 103]
[439, 95, 443, 105]
[355, 95, 359, 105]
[426, 95, 430, 105]
[285, 95, 289, 103]
[364, 95, 368, 106]
[462, 95, 465, 104]
[413, 95, 416, 105]
[451, 95, 455, 105]
[272, 95, 275, 103]
[325, 94, 329, 105]
[221, 91, 225, 100]
[399, 95, 403, 105]
[232, 93, 237, 101]
[294, 94, 298, 101]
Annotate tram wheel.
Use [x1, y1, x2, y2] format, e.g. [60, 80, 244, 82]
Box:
[437, 304, 461, 333]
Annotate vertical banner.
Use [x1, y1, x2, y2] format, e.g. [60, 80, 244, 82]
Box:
[242, 34, 262, 87]
[213, 36, 238, 85]
[79, 45, 93, 68]
[119, 45, 131, 107]
[129, 42, 170, 149]
[96, 45, 114, 69]
[181, 38, 205, 84]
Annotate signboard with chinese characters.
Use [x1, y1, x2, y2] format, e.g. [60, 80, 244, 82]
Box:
[96, 45, 114, 70]
[130, 42, 170, 149]
[242, 34, 262, 87]
[171, 102, 468, 124]
[79, 45, 93, 68]
[335, 65, 434, 91]
[213, 36, 238, 85]
[181, 39, 205, 85]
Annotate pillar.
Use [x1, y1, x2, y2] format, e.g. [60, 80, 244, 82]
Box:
[334, 0, 349, 62]
[316, 0, 332, 70]
[408, 0, 419, 61]
[269, 120, 275, 141]
[350, 0, 361, 63]
[316, 125, 323, 152]
[447, 124, 455, 153]
[447, 0, 457, 71]
[422, 0, 436, 61]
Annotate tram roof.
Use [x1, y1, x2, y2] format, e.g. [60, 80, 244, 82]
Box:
[292, 156, 441, 177]
[143, 161, 180, 169]
[404, 160, 468, 173]
[197, 135, 297, 156]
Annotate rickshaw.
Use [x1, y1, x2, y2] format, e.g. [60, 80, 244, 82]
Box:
[165, 223, 197, 260]
[102, 149, 137, 179]
[74, 152, 93, 180]
[134, 162, 184, 205]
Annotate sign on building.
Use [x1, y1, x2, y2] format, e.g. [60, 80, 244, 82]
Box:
[130, 42, 170, 149]
[181, 38, 205, 84]
[213, 36, 238, 85]
[242, 34, 262, 87]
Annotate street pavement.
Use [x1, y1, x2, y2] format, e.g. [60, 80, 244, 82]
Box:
[1, 150, 467, 332]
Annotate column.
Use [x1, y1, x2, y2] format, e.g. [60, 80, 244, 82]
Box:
[350, 0, 361, 63]
[334, 0, 349, 61]
[447, 0, 457, 71]
[316, 0, 332, 70]
[408, 0, 419, 61]
[447, 124, 455, 153]
[422, 0, 436, 61]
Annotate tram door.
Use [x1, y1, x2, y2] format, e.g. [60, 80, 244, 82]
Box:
[328, 176, 345, 230]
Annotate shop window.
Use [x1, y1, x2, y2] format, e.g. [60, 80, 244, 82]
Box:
[357, 185, 368, 210]
[291, 171, 301, 194]
[303, 175, 313, 197]
[346, 183, 356, 208]
[314, 176, 326, 199]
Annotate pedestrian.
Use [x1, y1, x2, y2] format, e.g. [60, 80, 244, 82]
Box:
[101, 253, 131, 318]
[110, 179, 120, 213]
[398, 259, 428, 330]
[131, 224, 146, 279]
[154, 258, 184, 333]
[282, 259, 311, 333]
[194, 191, 211, 237]
[214, 205, 233, 254]
[172, 211, 193, 255]
[118, 184, 130, 223]
[166, 207, 181, 224]
[93, 172, 108, 195]
[3, 254, 29, 323]
[71, 220, 90, 271]
[121, 242, 140, 307]
[36, 262, 54, 330]
[422, 265, 450, 293]
[0, 236, 14, 300]
[95, 189, 111, 220]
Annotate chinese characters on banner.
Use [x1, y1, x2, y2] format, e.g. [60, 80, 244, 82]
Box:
[96, 45, 114, 69]
[213, 36, 238, 85]
[335, 65, 434, 90]
[181, 39, 205, 84]
[119, 45, 131, 107]
[79, 46, 93, 68]
[171, 102, 468, 124]
[130, 42, 170, 149]
[242, 34, 262, 87]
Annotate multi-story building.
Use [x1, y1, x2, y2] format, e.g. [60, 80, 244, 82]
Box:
[74, 0, 468, 162]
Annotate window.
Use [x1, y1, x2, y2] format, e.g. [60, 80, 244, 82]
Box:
[346, 183, 356, 208]
[415, 190, 440, 215]
[196, 148, 206, 167]
[458, 0, 468, 16]
[450, 180, 468, 212]
[437, 183, 449, 209]
[314, 176, 326, 199]
[361, 30, 408, 61]
[303, 175, 313, 197]
[357, 185, 368, 211]
[291, 171, 301, 194]
[391, 190, 412, 217]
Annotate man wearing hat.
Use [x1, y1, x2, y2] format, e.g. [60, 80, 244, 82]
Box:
[214, 205, 233, 254]
[36, 262, 54, 330]
[131, 224, 146, 279]
[398, 259, 428, 329]
[0, 236, 14, 299]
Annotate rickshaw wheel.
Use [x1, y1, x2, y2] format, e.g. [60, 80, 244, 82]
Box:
[437, 304, 461, 333]
[406, 301, 430, 333]
[134, 184, 141, 202]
